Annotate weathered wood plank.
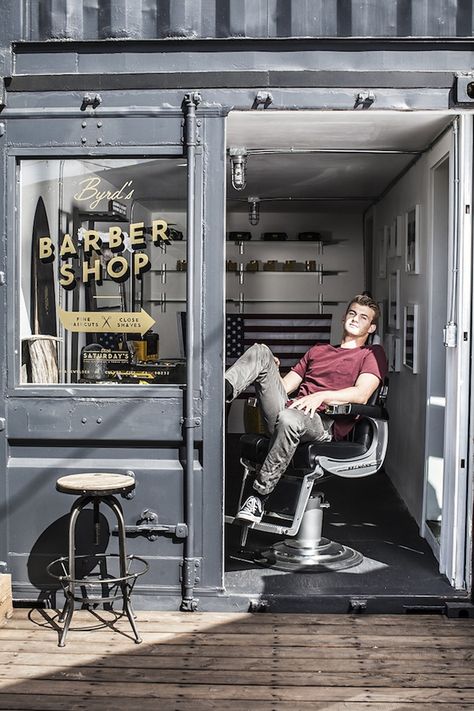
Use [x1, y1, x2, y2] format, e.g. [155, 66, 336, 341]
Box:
[0, 665, 473, 689]
[2, 628, 474, 649]
[0, 696, 473, 711]
[9, 612, 474, 637]
[0, 577, 13, 628]
[1, 639, 470, 661]
[0, 679, 472, 702]
[0, 650, 471, 674]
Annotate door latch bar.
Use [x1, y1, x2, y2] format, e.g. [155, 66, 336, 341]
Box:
[119, 509, 188, 541]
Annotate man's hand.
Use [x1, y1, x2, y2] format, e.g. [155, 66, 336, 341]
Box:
[288, 392, 327, 418]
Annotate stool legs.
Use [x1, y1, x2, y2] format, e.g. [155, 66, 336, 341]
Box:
[57, 494, 142, 647]
[107, 496, 142, 644]
[58, 496, 91, 646]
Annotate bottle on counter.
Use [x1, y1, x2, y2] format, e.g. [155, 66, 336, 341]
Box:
[145, 330, 159, 362]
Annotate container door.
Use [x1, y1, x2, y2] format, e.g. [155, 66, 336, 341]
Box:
[0, 97, 227, 605]
[423, 114, 473, 591]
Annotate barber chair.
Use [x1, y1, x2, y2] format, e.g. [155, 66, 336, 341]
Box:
[227, 380, 389, 571]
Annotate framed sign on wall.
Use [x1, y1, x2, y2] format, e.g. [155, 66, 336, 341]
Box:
[403, 303, 419, 373]
[405, 205, 420, 274]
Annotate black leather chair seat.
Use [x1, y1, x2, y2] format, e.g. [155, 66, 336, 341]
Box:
[292, 440, 368, 468]
[240, 433, 368, 470]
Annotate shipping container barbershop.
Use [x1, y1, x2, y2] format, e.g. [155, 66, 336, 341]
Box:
[0, 1, 474, 616]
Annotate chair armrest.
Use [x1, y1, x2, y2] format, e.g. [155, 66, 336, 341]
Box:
[325, 403, 389, 420]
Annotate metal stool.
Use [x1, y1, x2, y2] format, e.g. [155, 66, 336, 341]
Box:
[48, 472, 148, 647]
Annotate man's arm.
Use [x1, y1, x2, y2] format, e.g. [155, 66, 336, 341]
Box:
[282, 370, 303, 395]
[288, 372, 380, 417]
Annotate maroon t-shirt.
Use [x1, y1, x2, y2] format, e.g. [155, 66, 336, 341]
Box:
[290, 343, 388, 440]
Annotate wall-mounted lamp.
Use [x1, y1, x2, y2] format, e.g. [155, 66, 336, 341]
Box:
[229, 148, 247, 191]
[248, 196, 260, 226]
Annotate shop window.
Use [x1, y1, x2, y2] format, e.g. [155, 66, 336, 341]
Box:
[18, 158, 187, 386]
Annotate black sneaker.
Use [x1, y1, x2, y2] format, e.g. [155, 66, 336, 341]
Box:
[235, 495, 264, 524]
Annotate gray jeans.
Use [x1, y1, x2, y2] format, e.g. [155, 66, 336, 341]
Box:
[225, 343, 333, 495]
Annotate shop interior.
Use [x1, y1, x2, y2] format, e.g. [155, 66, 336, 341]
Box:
[223, 110, 470, 606]
[20, 156, 189, 386]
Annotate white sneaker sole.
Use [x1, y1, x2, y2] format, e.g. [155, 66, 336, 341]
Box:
[235, 511, 263, 524]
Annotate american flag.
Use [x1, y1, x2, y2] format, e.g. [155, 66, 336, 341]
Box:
[226, 313, 333, 369]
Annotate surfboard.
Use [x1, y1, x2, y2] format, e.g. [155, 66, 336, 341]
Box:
[30, 196, 57, 336]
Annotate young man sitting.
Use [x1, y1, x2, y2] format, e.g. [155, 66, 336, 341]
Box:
[225, 294, 388, 524]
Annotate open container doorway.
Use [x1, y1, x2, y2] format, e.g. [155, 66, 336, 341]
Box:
[224, 110, 473, 610]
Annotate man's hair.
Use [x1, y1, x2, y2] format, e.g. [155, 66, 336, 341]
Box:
[346, 294, 380, 324]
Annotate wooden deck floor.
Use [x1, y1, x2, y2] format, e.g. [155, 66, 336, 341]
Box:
[0, 609, 473, 710]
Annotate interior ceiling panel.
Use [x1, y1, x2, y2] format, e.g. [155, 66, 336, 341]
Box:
[226, 111, 453, 152]
[227, 152, 412, 205]
[226, 110, 454, 212]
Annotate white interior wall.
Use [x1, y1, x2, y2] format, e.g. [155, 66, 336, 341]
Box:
[146, 210, 187, 360]
[371, 132, 451, 525]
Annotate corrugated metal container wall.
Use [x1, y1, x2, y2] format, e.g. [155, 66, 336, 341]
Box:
[23, 0, 474, 41]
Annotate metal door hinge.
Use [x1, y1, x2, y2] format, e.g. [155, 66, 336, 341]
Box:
[249, 599, 269, 612]
[0, 418, 5, 431]
[252, 91, 273, 109]
[81, 93, 101, 110]
[349, 598, 367, 612]
[182, 92, 202, 146]
[355, 91, 375, 109]
[182, 416, 201, 428]
[179, 558, 201, 585]
[443, 321, 457, 347]
[0, 272, 5, 285]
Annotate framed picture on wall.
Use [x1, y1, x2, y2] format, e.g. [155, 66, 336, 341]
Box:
[388, 269, 400, 329]
[396, 214, 404, 257]
[403, 303, 419, 373]
[376, 300, 386, 341]
[386, 223, 394, 258]
[405, 205, 420, 274]
[388, 219, 396, 258]
[377, 228, 388, 279]
[384, 333, 401, 373]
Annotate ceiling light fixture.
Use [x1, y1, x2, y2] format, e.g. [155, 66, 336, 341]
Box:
[248, 196, 260, 226]
[229, 148, 247, 191]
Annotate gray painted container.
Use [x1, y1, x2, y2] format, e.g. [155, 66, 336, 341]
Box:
[0, 0, 473, 612]
[18, 0, 474, 41]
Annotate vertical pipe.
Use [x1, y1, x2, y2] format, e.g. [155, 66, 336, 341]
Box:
[181, 92, 201, 611]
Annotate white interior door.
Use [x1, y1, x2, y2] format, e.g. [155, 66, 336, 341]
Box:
[434, 114, 473, 590]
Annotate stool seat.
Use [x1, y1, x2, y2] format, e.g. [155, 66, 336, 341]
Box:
[56, 472, 135, 496]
